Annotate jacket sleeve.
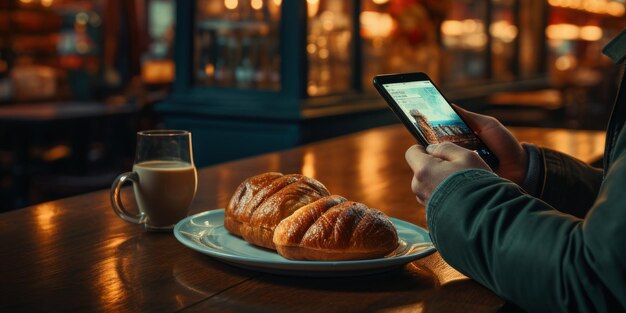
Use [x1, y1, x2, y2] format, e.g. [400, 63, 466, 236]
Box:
[426, 166, 626, 312]
[538, 147, 603, 218]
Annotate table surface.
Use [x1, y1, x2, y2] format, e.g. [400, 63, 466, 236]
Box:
[0, 124, 605, 312]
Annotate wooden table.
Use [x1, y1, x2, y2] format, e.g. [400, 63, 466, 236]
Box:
[0, 124, 605, 312]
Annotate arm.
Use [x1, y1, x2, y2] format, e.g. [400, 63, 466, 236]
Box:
[404, 109, 622, 312]
[426, 162, 626, 312]
[454, 106, 603, 217]
[537, 147, 603, 218]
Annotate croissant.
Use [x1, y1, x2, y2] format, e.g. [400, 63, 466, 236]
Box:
[225, 172, 330, 250]
[273, 195, 399, 261]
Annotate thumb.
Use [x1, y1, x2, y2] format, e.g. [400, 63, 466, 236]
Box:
[426, 142, 470, 162]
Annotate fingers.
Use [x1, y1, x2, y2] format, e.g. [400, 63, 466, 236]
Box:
[405, 144, 430, 174]
[425, 142, 471, 162]
[406, 142, 489, 206]
[407, 142, 475, 168]
[426, 142, 491, 170]
[411, 176, 425, 205]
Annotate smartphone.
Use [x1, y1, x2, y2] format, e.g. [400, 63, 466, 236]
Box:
[373, 72, 499, 169]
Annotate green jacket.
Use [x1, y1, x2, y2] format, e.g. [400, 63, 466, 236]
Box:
[427, 33, 626, 312]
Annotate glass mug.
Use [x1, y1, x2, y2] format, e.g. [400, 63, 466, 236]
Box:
[110, 130, 198, 231]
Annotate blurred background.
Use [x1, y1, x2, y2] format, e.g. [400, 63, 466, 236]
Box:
[1, 0, 624, 211]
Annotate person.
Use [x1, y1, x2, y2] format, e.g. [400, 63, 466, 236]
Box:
[405, 29, 626, 313]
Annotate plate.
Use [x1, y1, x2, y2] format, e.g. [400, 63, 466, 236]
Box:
[174, 209, 436, 277]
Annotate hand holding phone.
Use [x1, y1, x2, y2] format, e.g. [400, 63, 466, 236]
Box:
[373, 72, 499, 169]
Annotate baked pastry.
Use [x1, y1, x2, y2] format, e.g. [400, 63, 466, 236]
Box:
[225, 172, 330, 250]
[225, 172, 283, 237]
[273, 195, 399, 261]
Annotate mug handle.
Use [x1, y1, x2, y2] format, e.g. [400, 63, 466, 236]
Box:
[110, 172, 142, 225]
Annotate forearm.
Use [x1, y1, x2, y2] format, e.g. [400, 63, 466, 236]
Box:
[522, 145, 603, 217]
[427, 170, 624, 313]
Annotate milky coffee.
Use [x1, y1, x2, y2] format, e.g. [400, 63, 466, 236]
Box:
[132, 160, 197, 227]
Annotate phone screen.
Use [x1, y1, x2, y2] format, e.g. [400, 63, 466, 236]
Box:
[380, 80, 495, 160]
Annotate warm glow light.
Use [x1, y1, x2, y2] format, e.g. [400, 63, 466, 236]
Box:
[441, 20, 464, 36]
[583, 1, 594, 12]
[555, 55, 576, 71]
[466, 33, 488, 48]
[205, 1, 222, 14]
[301, 150, 316, 178]
[549, 0, 625, 16]
[360, 11, 394, 38]
[317, 37, 327, 47]
[96, 253, 128, 308]
[19, 0, 33, 3]
[607, 2, 626, 16]
[579, 25, 603, 41]
[142, 59, 175, 83]
[204, 64, 215, 77]
[273, 0, 282, 6]
[320, 69, 330, 81]
[546, 24, 579, 40]
[307, 43, 317, 54]
[463, 19, 481, 33]
[442, 19, 487, 49]
[34, 203, 60, 234]
[41, 0, 53, 7]
[490, 21, 518, 43]
[321, 14, 335, 31]
[372, 0, 390, 4]
[584, 1, 604, 13]
[318, 48, 329, 59]
[357, 131, 390, 205]
[307, 0, 320, 17]
[224, 0, 238, 10]
[42, 146, 69, 161]
[251, 0, 263, 10]
[536, 129, 604, 162]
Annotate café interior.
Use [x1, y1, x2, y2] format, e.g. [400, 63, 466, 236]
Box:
[3, 1, 626, 312]
[0, 0, 624, 213]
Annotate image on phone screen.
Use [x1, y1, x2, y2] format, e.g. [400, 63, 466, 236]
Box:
[381, 80, 482, 151]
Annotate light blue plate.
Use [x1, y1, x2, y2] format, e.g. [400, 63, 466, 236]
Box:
[174, 209, 436, 277]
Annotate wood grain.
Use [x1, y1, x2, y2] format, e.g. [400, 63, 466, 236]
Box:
[0, 124, 605, 312]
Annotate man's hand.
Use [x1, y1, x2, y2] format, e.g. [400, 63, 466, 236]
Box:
[405, 142, 491, 204]
[454, 105, 528, 185]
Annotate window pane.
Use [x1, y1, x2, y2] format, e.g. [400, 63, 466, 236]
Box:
[142, 0, 176, 85]
[194, 0, 281, 90]
[1, 0, 104, 102]
[307, 0, 353, 96]
[545, 1, 625, 85]
[360, 0, 444, 90]
[491, 0, 519, 81]
[440, 1, 488, 84]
